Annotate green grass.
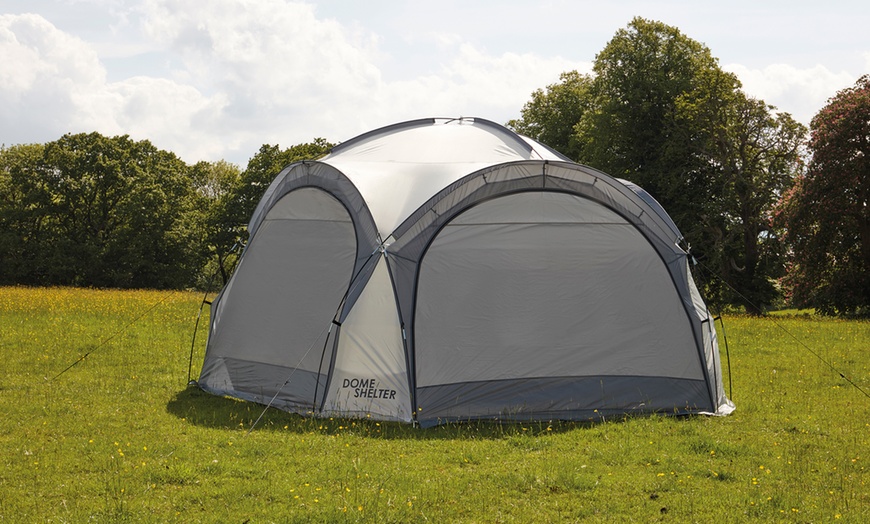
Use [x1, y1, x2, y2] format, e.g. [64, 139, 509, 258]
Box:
[1, 287, 867, 523]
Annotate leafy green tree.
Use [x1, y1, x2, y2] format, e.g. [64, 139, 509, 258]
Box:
[507, 71, 592, 159]
[0, 143, 50, 284]
[188, 159, 243, 287]
[577, 18, 784, 310]
[13, 133, 201, 288]
[578, 18, 740, 228]
[677, 90, 806, 312]
[190, 159, 241, 201]
[515, 19, 743, 262]
[2, 135, 335, 289]
[778, 75, 870, 315]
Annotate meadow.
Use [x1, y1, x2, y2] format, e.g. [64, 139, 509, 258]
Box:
[1, 287, 867, 523]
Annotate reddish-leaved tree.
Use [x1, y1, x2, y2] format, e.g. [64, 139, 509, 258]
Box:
[778, 75, 870, 315]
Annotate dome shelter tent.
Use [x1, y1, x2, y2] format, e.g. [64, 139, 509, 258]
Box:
[197, 117, 734, 427]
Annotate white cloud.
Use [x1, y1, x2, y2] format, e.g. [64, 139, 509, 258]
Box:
[139, 0, 381, 104]
[0, 12, 227, 161]
[724, 62, 856, 126]
[0, 0, 589, 164]
[440, 44, 591, 112]
[312, 42, 591, 142]
[0, 13, 107, 140]
[134, 0, 388, 157]
[130, 0, 590, 159]
[102, 77, 231, 160]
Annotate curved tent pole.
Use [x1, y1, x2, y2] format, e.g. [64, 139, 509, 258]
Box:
[312, 321, 341, 412]
[716, 314, 734, 401]
[328, 119, 436, 155]
[186, 285, 213, 385]
[465, 117, 534, 155]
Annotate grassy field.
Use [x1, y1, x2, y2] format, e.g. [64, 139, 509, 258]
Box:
[1, 287, 868, 523]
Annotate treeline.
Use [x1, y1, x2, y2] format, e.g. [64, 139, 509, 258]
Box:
[508, 18, 870, 316]
[0, 133, 332, 290]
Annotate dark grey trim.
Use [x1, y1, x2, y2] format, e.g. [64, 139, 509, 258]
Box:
[199, 357, 328, 413]
[328, 116, 545, 167]
[328, 118, 436, 155]
[316, 323, 341, 413]
[381, 251, 417, 422]
[416, 375, 712, 428]
[465, 117, 534, 154]
[617, 178, 683, 240]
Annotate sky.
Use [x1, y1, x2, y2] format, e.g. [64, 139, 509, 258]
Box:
[1, 0, 868, 166]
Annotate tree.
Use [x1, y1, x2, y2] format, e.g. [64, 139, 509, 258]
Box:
[577, 18, 801, 313]
[677, 90, 806, 312]
[46, 133, 201, 288]
[510, 20, 747, 274]
[188, 159, 243, 287]
[506, 71, 592, 159]
[0, 143, 50, 284]
[2, 135, 335, 290]
[3, 133, 202, 288]
[577, 18, 740, 226]
[778, 75, 870, 315]
[190, 159, 241, 201]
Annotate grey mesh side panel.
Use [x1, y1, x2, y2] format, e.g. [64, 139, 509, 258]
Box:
[415, 192, 703, 392]
[199, 358, 326, 410]
[199, 188, 356, 410]
[246, 162, 381, 319]
[416, 376, 711, 427]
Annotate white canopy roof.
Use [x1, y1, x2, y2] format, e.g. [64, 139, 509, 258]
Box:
[320, 117, 566, 238]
